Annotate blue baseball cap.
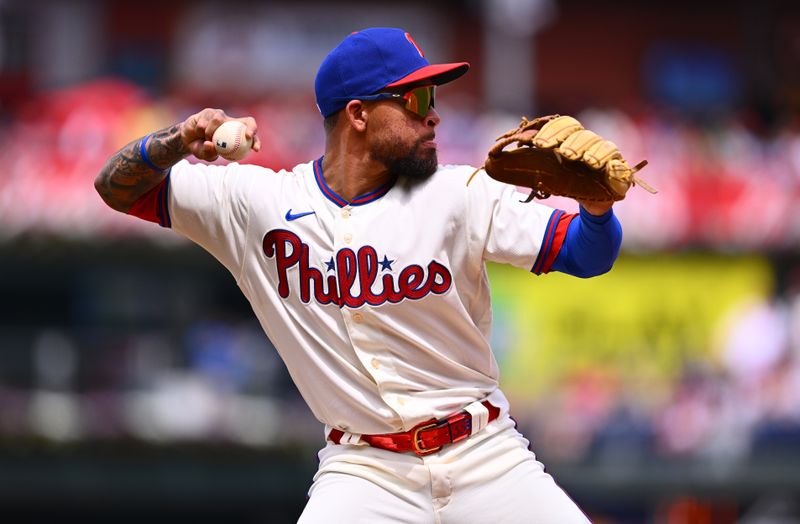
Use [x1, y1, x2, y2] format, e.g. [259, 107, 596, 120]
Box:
[315, 27, 470, 118]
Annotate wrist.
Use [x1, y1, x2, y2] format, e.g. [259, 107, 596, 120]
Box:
[579, 203, 614, 224]
[578, 200, 614, 217]
[139, 124, 190, 171]
[139, 134, 168, 172]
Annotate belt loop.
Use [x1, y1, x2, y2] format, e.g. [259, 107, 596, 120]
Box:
[339, 431, 363, 445]
[464, 401, 490, 436]
[328, 428, 364, 446]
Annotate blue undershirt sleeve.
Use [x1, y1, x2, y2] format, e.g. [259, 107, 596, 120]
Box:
[550, 206, 622, 278]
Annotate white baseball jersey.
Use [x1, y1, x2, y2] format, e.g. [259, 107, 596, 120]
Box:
[130, 157, 574, 436]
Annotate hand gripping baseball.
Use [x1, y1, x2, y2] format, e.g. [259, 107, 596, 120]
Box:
[180, 108, 261, 162]
[471, 115, 656, 203]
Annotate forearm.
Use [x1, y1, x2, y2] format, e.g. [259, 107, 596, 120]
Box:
[94, 124, 189, 213]
[551, 206, 622, 278]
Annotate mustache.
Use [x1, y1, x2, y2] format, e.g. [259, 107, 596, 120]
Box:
[416, 134, 436, 147]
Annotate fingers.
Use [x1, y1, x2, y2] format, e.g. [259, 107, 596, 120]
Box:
[187, 139, 220, 162]
[182, 108, 226, 143]
[531, 115, 627, 171]
[606, 158, 632, 179]
[558, 130, 603, 161]
[606, 168, 632, 198]
[239, 116, 261, 152]
[583, 139, 622, 170]
[559, 130, 623, 170]
[181, 109, 261, 159]
[532, 116, 583, 148]
[180, 109, 225, 161]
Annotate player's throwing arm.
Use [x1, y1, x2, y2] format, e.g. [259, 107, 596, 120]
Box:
[94, 109, 260, 212]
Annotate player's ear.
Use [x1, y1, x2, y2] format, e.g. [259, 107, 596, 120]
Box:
[344, 100, 368, 132]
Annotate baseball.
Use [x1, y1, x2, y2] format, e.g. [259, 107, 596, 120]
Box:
[213, 120, 252, 161]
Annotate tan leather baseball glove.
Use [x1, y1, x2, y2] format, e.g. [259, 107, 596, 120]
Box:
[471, 115, 656, 202]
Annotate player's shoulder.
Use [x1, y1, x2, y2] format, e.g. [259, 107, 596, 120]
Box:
[167, 159, 315, 210]
[426, 163, 543, 213]
[171, 158, 310, 185]
[238, 159, 314, 187]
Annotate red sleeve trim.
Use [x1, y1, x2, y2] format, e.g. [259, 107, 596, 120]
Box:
[126, 174, 172, 228]
[532, 210, 577, 275]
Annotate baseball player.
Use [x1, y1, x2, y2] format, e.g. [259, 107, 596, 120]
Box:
[95, 27, 623, 523]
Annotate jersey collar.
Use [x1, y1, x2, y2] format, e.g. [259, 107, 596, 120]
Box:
[313, 157, 396, 208]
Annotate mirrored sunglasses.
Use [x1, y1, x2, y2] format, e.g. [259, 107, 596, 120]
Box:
[361, 85, 435, 118]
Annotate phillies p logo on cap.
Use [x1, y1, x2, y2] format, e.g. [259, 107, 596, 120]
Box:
[314, 27, 469, 118]
[405, 33, 425, 58]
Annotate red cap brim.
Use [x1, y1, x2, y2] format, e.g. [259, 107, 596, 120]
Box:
[386, 62, 470, 88]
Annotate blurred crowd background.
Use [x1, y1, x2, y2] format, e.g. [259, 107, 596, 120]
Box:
[1, 0, 800, 522]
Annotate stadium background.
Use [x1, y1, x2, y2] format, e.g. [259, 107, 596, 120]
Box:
[1, 0, 799, 522]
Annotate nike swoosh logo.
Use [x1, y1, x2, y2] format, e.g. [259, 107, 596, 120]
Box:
[285, 209, 316, 221]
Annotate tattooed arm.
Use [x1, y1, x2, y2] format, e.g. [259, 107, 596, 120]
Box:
[94, 124, 186, 212]
[95, 108, 260, 212]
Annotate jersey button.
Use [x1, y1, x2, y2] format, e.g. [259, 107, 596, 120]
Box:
[341, 208, 351, 218]
[352, 312, 363, 323]
[371, 358, 380, 370]
[343, 233, 353, 244]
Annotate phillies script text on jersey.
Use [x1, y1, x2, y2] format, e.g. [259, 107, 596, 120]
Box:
[263, 229, 452, 307]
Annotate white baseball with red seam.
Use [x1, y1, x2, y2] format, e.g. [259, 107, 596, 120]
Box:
[213, 120, 252, 161]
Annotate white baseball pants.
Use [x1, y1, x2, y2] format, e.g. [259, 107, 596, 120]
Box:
[298, 414, 590, 523]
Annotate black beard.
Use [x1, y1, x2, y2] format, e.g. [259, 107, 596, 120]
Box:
[371, 139, 438, 181]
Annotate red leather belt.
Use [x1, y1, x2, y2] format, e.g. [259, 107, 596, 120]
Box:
[327, 400, 500, 456]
